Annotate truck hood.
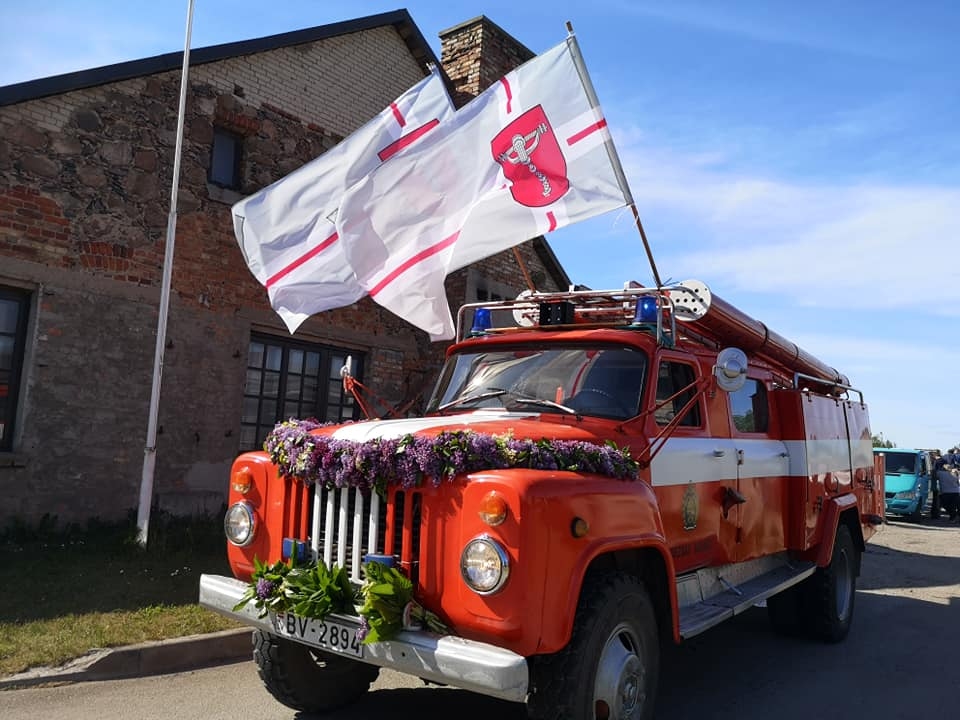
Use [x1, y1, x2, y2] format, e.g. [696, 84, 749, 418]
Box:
[883, 473, 920, 493]
[328, 410, 606, 444]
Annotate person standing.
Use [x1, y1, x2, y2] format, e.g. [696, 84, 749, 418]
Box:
[936, 462, 960, 522]
[930, 453, 942, 520]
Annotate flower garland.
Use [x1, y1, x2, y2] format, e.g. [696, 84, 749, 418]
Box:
[264, 418, 639, 493]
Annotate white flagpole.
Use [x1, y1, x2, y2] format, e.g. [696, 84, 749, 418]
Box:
[137, 0, 196, 546]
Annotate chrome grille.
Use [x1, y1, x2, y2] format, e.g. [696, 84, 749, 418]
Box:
[309, 485, 421, 584]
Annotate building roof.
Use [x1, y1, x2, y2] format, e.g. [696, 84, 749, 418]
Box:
[0, 9, 439, 107]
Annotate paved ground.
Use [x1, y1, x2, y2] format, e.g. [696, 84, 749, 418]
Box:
[3, 514, 957, 696]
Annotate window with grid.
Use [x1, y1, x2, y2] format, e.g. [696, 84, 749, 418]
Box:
[0, 287, 29, 452]
[240, 334, 364, 452]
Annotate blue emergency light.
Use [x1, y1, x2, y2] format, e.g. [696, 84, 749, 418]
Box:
[471, 307, 492, 334]
[633, 295, 658, 324]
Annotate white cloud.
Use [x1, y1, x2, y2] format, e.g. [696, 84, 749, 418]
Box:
[614, 142, 960, 314]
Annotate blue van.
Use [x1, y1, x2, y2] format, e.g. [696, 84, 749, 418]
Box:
[874, 448, 934, 520]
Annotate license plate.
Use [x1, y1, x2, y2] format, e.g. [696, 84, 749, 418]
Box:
[274, 612, 364, 658]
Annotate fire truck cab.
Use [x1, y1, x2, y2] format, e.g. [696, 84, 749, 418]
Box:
[200, 279, 884, 720]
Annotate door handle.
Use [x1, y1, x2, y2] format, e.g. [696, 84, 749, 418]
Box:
[713, 449, 726, 458]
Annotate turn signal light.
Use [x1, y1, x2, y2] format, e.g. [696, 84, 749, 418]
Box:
[232, 466, 254, 494]
[478, 491, 508, 526]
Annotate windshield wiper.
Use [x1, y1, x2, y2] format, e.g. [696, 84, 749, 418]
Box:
[512, 397, 578, 415]
[437, 388, 508, 412]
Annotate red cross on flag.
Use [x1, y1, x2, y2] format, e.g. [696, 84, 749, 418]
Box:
[231, 71, 454, 333]
[335, 35, 633, 340]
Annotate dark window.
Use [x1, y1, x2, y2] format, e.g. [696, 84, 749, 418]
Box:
[240, 334, 364, 452]
[655, 360, 702, 427]
[0, 287, 29, 451]
[730, 379, 769, 433]
[209, 128, 242, 189]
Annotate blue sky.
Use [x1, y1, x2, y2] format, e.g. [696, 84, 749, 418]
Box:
[2, 1, 958, 451]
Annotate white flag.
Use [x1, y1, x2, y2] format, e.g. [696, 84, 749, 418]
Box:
[335, 37, 631, 340]
[232, 71, 454, 332]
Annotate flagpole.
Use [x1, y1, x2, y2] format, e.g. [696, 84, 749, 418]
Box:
[137, 0, 196, 546]
[564, 22, 663, 289]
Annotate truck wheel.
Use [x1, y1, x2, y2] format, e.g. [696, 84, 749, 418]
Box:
[253, 630, 378, 712]
[802, 524, 858, 643]
[910, 496, 925, 522]
[527, 574, 659, 720]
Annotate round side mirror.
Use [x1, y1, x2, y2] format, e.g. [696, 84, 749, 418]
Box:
[714, 347, 747, 392]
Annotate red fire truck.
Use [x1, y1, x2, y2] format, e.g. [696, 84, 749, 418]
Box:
[200, 280, 884, 719]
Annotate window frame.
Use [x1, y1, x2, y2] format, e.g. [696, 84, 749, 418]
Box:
[209, 127, 243, 190]
[239, 333, 365, 453]
[653, 357, 703, 429]
[729, 377, 770, 434]
[0, 286, 30, 452]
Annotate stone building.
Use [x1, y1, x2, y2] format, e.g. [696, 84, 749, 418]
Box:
[0, 11, 569, 526]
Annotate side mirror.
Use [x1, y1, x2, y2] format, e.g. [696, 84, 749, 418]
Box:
[714, 347, 747, 393]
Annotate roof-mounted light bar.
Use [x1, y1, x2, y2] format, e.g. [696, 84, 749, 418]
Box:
[455, 283, 679, 343]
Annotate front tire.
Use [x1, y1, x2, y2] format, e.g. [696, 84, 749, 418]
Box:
[802, 524, 858, 642]
[910, 496, 925, 522]
[527, 573, 659, 720]
[253, 630, 378, 713]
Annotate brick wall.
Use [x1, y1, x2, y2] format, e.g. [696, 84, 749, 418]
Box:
[439, 16, 535, 102]
[0, 25, 438, 524]
[0, 17, 567, 525]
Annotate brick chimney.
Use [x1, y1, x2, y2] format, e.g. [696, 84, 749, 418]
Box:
[439, 16, 535, 107]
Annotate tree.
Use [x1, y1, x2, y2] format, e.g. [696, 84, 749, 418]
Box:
[871, 433, 895, 448]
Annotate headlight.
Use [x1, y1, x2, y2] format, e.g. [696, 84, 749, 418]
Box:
[893, 490, 917, 500]
[460, 535, 510, 595]
[224, 502, 256, 546]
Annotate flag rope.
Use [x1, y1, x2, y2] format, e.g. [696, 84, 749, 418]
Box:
[512, 246, 537, 292]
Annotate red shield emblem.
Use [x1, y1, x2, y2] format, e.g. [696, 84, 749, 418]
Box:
[491, 105, 569, 208]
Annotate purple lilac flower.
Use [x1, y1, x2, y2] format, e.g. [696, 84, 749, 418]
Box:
[266, 418, 639, 490]
[255, 578, 276, 600]
[356, 614, 370, 642]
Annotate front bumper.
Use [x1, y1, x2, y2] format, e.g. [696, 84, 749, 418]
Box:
[885, 497, 921, 515]
[199, 574, 529, 703]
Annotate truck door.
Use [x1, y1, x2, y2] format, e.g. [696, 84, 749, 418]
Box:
[649, 354, 738, 570]
[728, 377, 790, 562]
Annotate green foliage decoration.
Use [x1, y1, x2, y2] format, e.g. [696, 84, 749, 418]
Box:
[233, 557, 448, 645]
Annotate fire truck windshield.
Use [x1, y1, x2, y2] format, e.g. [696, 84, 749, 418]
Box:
[426, 345, 648, 420]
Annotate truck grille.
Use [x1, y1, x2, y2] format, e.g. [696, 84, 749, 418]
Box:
[303, 482, 422, 586]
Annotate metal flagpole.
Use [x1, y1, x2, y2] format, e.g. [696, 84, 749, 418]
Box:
[137, 0, 196, 546]
[564, 21, 663, 289]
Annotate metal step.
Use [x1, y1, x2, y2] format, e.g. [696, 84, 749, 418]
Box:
[678, 560, 816, 639]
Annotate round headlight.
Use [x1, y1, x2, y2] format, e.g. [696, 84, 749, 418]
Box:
[224, 502, 256, 546]
[460, 535, 510, 595]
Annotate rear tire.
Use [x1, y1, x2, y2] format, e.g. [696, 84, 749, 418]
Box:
[253, 630, 378, 712]
[801, 524, 858, 643]
[527, 573, 659, 720]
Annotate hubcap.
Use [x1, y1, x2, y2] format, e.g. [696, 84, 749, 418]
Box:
[594, 622, 645, 719]
[835, 545, 853, 619]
